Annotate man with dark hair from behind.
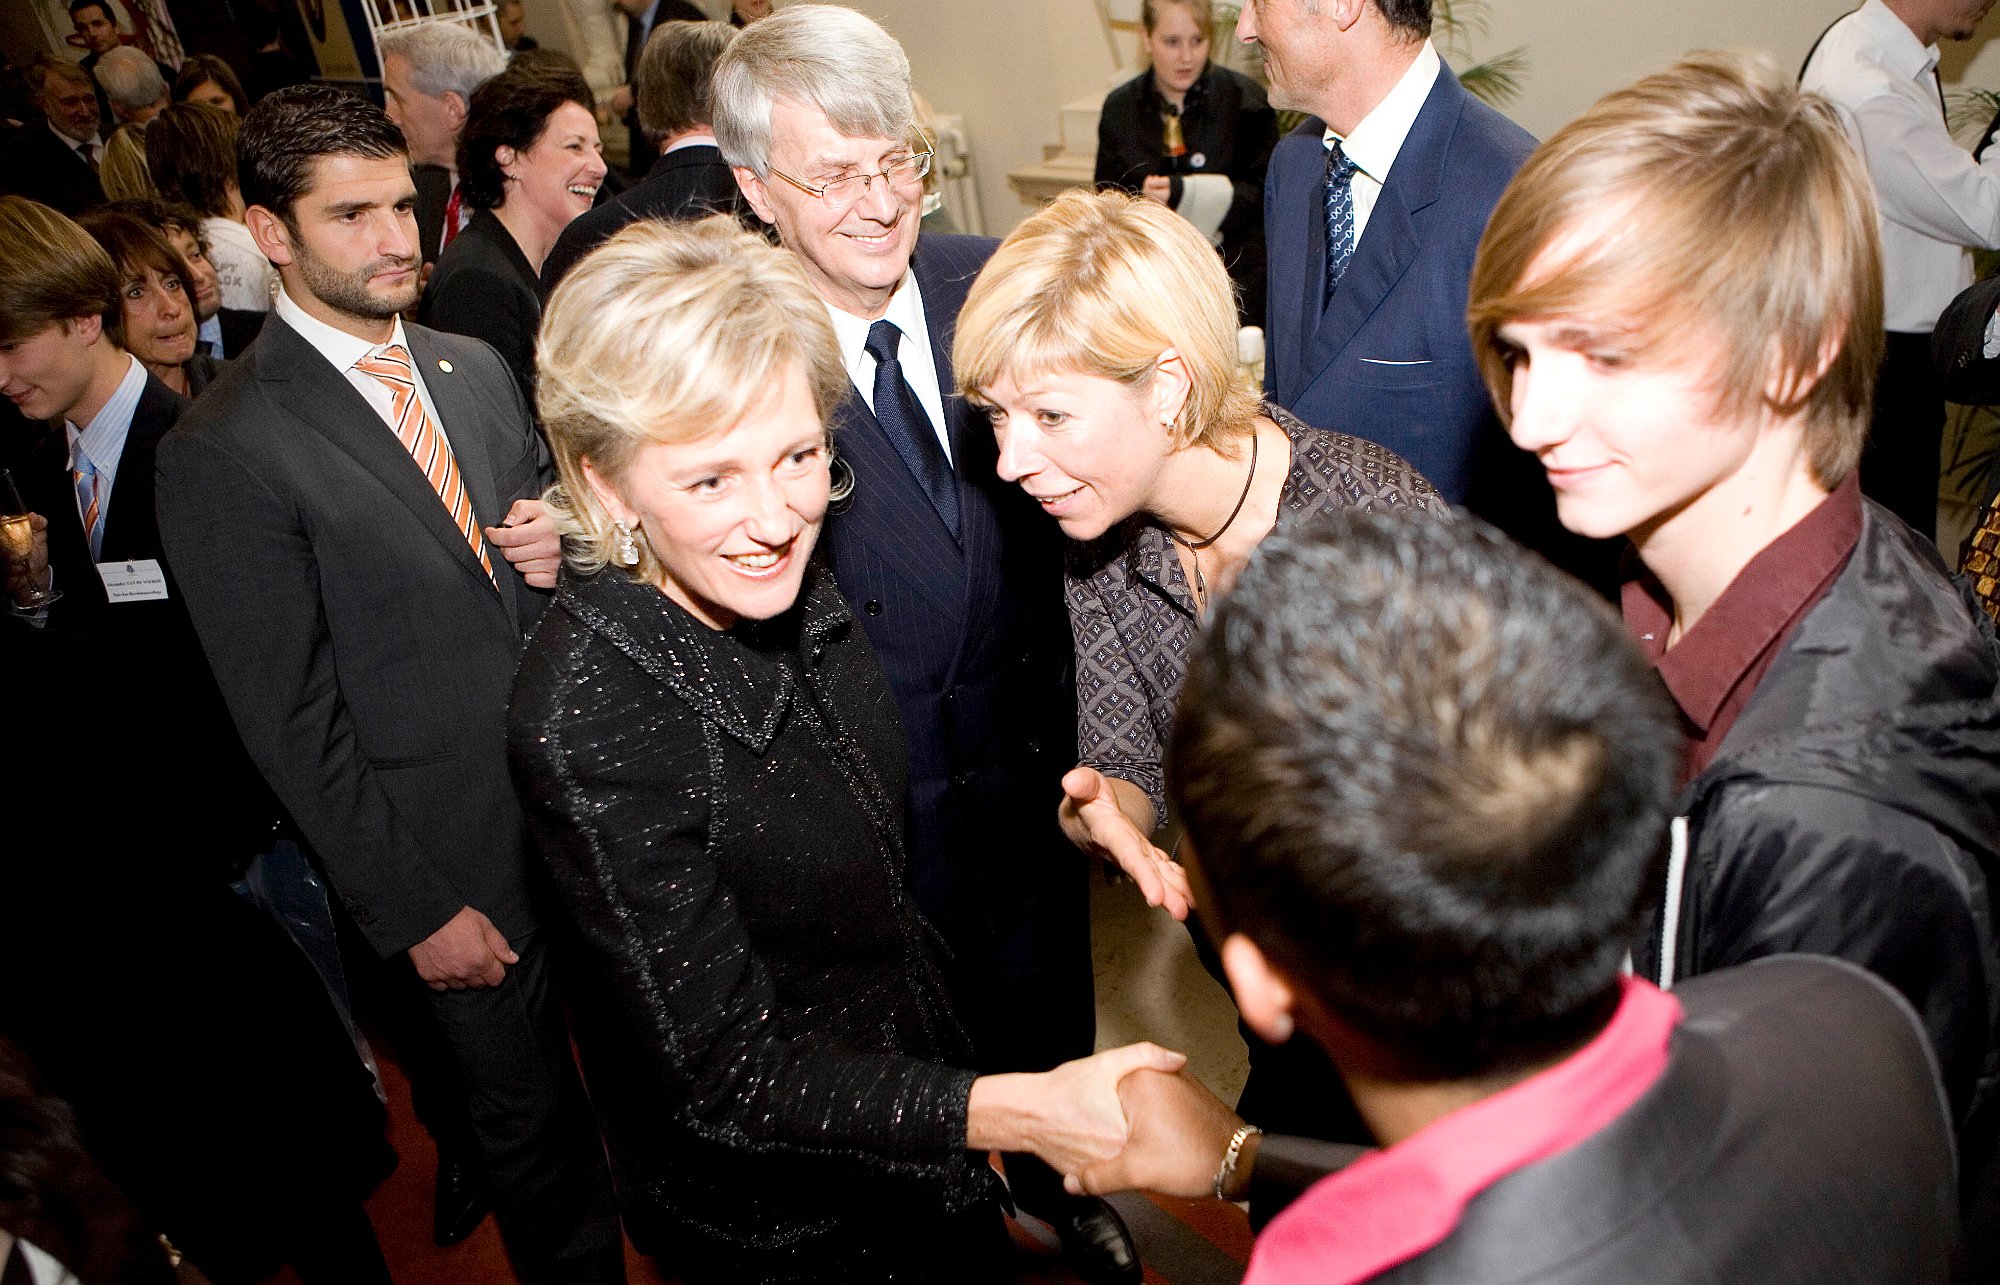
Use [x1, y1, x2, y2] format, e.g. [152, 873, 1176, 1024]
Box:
[540, 18, 746, 293]
[155, 84, 624, 1281]
[1073, 509, 1968, 1282]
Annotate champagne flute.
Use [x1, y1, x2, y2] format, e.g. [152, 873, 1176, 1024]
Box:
[0, 469, 60, 610]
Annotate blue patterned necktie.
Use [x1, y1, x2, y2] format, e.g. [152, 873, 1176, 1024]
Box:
[72, 444, 104, 560]
[863, 319, 960, 540]
[1322, 139, 1361, 309]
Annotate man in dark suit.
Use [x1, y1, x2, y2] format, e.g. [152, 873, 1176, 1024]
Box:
[609, 0, 707, 173]
[154, 85, 624, 1284]
[3, 58, 106, 216]
[714, 10, 1127, 1281]
[1247, 0, 1559, 539]
[541, 17, 744, 293]
[0, 195, 395, 1283]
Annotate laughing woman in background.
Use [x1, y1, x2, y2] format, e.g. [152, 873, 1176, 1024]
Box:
[420, 59, 606, 403]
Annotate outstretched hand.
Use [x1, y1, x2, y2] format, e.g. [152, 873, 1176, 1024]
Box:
[1059, 766, 1194, 919]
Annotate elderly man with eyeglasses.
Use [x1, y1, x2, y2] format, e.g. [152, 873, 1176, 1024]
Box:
[711, 8, 1136, 1282]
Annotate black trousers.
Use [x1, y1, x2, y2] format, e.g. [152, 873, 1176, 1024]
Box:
[1863, 331, 1946, 543]
[424, 930, 625, 1284]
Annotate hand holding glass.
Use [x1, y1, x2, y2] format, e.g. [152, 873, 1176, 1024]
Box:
[0, 470, 59, 611]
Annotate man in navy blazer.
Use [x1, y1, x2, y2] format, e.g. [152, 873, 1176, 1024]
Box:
[1248, 0, 1538, 515]
[716, 9, 1130, 1282]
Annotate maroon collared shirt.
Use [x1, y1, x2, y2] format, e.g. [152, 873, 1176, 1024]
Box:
[1622, 473, 1864, 782]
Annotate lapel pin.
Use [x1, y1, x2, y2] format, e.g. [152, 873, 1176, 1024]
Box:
[438, 359, 454, 373]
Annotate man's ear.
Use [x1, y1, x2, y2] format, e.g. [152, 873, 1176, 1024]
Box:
[1329, 0, 1369, 33]
[1221, 933, 1297, 1046]
[733, 167, 779, 229]
[442, 90, 469, 134]
[1766, 325, 1845, 414]
[245, 204, 295, 268]
[66, 313, 104, 347]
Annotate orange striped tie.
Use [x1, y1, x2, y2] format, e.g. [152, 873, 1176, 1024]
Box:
[71, 453, 102, 559]
[352, 345, 496, 585]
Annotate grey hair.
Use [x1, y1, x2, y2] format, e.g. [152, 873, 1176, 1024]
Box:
[711, 4, 915, 177]
[377, 21, 507, 102]
[96, 47, 166, 111]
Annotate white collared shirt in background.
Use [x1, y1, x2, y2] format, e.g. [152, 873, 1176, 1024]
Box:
[1322, 40, 1441, 248]
[273, 287, 455, 450]
[823, 269, 954, 462]
[1805, 0, 2000, 332]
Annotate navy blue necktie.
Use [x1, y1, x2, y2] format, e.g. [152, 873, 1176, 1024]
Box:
[863, 319, 959, 540]
[1322, 139, 1361, 309]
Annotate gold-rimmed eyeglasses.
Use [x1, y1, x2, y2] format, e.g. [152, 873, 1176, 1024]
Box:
[766, 130, 935, 213]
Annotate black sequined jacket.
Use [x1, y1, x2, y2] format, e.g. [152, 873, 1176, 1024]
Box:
[508, 561, 995, 1254]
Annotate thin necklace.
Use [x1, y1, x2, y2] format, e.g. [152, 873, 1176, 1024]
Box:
[1166, 427, 1259, 610]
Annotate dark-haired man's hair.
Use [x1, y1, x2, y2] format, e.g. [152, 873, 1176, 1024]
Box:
[639, 19, 734, 139]
[1375, 0, 1432, 39]
[1168, 510, 1678, 1080]
[455, 62, 595, 211]
[145, 102, 240, 217]
[66, 0, 109, 21]
[237, 83, 407, 224]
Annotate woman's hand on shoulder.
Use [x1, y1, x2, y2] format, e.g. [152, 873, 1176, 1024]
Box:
[1059, 766, 1194, 920]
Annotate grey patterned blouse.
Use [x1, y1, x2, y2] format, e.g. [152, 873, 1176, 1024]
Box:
[1068, 404, 1450, 818]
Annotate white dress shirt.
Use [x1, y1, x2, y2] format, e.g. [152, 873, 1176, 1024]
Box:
[1323, 40, 1441, 248]
[822, 270, 954, 463]
[1804, 0, 2000, 332]
[65, 353, 146, 550]
[51, 119, 103, 165]
[273, 287, 455, 450]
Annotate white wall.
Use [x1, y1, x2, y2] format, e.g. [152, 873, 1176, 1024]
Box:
[860, 0, 2000, 238]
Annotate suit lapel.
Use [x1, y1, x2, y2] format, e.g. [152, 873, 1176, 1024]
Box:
[257, 318, 508, 613]
[1299, 68, 1463, 388]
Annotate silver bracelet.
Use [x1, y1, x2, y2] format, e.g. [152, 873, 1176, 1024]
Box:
[1214, 1123, 1261, 1200]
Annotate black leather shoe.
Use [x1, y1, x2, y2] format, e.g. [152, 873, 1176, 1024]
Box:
[1045, 1195, 1141, 1285]
[432, 1151, 490, 1248]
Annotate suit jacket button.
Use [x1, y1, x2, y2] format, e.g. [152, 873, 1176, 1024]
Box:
[865, 599, 883, 616]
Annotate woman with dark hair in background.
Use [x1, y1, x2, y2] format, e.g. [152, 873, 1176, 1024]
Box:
[420, 61, 605, 402]
[172, 53, 251, 116]
[1094, 0, 1274, 323]
[77, 207, 223, 397]
[146, 102, 275, 313]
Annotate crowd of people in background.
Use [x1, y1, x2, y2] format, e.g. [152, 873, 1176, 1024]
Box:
[3, 1, 2000, 1283]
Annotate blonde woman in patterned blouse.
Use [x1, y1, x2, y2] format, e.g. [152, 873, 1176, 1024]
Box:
[956, 188, 1451, 921]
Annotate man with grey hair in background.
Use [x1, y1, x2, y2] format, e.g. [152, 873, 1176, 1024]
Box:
[94, 46, 170, 126]
[377, 20, 507, 261]
[711, 7, 1136, 1281]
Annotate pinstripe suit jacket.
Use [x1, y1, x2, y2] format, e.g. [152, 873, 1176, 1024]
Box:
[818, 234, 1078, 954]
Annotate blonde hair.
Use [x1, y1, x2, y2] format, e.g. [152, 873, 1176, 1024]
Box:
[100, 123, 157, 202]
[1467, 50, 1881, 488]
[536, 215, 849, 581]
[954, 188, 1259, 452]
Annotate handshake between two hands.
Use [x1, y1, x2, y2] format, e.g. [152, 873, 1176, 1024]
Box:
[984, 1043, 1250, 1201]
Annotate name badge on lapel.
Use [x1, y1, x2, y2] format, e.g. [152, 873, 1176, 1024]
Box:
[96, 558, 169, 602]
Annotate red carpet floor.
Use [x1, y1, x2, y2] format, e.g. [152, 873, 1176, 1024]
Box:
[271, 1048, 1252, 1285]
